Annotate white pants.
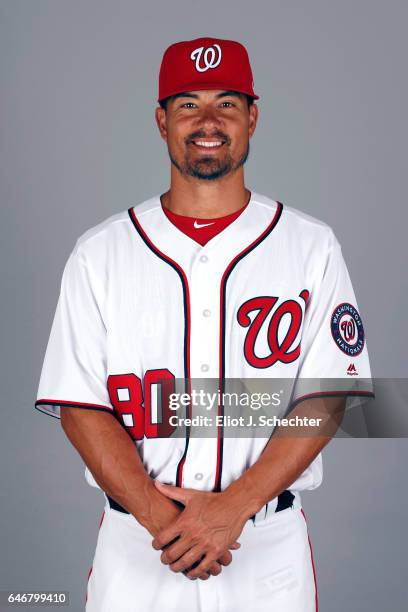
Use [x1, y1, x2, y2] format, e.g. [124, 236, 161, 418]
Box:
[86, 502, 318, 612]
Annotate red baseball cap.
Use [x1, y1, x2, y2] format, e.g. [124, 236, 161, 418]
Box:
[158, 37, 259, 103]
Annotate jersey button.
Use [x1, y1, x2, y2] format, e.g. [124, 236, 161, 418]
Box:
[199, 255, 208, 263]
[194, 473, 204, 481]
[202, 309, 211, 317]
[200, 364, 209, 372]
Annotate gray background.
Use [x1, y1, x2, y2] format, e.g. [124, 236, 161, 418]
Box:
[1, 0, 407, 610]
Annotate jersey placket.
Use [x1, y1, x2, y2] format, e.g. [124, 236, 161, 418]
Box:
[180, 246, 223, 490]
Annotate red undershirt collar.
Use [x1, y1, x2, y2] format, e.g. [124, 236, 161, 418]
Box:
[161, 201, 249, 246]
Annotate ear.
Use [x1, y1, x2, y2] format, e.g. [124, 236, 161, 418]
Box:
[155, 106, 168, 141]
[248, 103, 258, 138]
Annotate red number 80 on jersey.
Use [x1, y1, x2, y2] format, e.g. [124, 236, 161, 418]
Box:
[107, 369, 176, 440]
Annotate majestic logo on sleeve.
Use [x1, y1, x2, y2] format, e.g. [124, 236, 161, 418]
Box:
[190, 44, 222, 72]
[237, 290, 309, 368]
[331, 302, 365, 355]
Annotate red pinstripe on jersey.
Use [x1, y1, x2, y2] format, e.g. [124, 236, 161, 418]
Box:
[85, 511, 105, 604]
[301, 508, 318, 612]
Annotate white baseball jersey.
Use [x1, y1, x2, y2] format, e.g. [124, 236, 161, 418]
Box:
[35, 191, 373, 500]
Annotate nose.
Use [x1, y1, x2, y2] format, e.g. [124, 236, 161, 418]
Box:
[194, 105, 224, 131]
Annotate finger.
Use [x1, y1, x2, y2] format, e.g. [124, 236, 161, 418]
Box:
[217, 550, 232, 566]
[186, 569, 210, 581]
[207, 561, 222, 577]
[182, 569, 211, 581]
[152, 523, 182, 550]
[182, 571, 210, 582]
[160, 537, 194, 565]
[154, 481, 193, 505]
[186, 554, 218, 580]
[229, 541, 241, 550]
[168, 546, 205, 574]
[188, 558, 222, 577]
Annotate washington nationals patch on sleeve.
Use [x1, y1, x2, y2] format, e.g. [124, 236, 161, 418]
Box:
[330, 302, 365, 356]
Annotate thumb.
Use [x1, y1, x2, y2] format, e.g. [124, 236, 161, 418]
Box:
[154, 480, 193, 505]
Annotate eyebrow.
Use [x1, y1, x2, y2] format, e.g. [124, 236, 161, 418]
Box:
[171, 90, 244, 101]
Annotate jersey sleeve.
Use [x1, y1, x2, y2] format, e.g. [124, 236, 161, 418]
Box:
[290, 228, 375, 410]
[35, 244, 113, 418]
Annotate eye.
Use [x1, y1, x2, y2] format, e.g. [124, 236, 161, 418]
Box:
[180, 102, 197, 108]
[221, 101, 235, 108]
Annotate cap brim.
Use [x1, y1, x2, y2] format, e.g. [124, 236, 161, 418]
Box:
[158, 84, 259, 103]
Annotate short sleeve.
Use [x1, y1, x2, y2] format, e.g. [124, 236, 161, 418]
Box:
[291, 229, 375, 409]
[35, 245, 113, 418]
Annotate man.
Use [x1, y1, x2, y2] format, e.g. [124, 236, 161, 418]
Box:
[35, 37, 374, 611]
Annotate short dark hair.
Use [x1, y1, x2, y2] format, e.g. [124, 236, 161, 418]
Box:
[159, 93, 255, 111]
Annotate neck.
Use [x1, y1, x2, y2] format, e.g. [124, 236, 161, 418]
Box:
[161, 169, 250, 219]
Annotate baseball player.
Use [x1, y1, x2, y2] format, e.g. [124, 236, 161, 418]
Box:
[35, 37, 374, 611]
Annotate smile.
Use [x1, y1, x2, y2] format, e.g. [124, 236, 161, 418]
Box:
[190, 139, 226, 150]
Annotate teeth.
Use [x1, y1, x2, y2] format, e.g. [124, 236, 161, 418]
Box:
[193, 141, 223, 147]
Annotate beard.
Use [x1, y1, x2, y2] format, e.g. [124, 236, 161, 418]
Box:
[168, 142, 250, 181]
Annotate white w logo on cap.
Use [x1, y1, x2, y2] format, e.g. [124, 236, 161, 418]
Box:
[190, 44, 222, 73]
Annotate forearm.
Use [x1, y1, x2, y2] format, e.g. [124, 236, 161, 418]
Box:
[60, 407, 178, 532]
[223, 396, 345, 519]
[225, 429, 328, 519]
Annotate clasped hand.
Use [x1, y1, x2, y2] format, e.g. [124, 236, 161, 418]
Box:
[151, 481, 246, 580]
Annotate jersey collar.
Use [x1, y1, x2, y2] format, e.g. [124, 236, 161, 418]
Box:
[129, 191, 282, 274]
